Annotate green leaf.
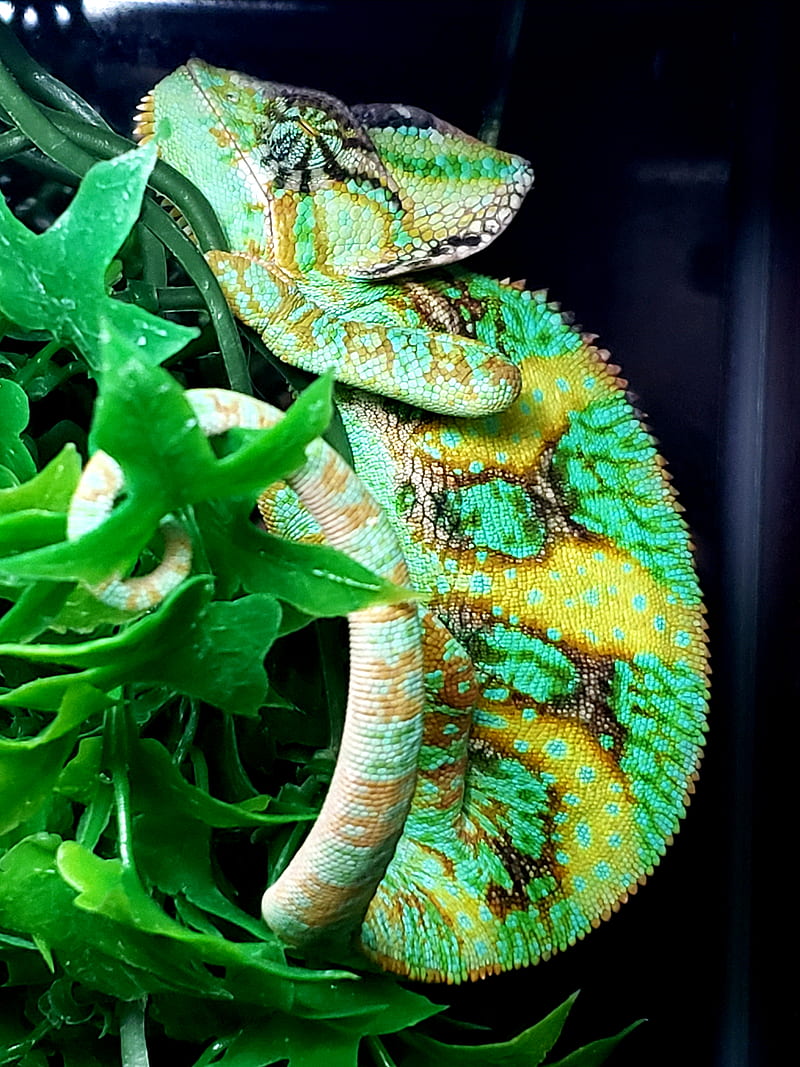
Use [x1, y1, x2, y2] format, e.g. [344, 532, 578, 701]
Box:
[401, 993, 577, 1066]
[0, 683, 107, 835]
[0, 443, 81, 515]
[0, 144, 196, 371]
[545, 1021, 643, 1066]
[0, 834, 228, 1001]
[0, 366, 368, 604]
[0, 379, 36, 484]
[0, 581, 279, 712]
[201, 500, 414, 615]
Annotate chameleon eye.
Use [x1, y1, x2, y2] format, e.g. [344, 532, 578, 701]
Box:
[262, 106, 344, 183]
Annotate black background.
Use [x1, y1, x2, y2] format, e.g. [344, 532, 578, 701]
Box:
[4, 2, 794, 1064]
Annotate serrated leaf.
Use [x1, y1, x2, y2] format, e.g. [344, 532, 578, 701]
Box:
[0, 145, 196, 371]
[545, 1020, 644, 1067]
[0, 379, 36, 484]
[0, 683, 108, 835]
[0, 581, 279, 713]
[0, 443, 81, 515]
[401, 993, 577, 1066]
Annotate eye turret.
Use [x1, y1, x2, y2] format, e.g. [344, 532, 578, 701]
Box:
[265, 106, 343, 168]
[259, 102, 349, 188]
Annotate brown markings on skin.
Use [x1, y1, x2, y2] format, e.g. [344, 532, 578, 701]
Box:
[208, 123, 236, 151]
[485, 828, 563, 923]
[555, 652, 627, 760]
[421, 612, 479, 710]
[440, 602, 628, 763]
[446, 278, 490, 339]
[414, 709, 470, 819]
[403, 280, 467, 335]
[462, 739, 564, 923]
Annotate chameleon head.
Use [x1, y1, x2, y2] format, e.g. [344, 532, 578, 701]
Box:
[134, 59, 534, 278]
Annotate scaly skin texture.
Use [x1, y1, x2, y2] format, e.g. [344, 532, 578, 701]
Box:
[68, 389, 424, 941]
[133, 61, 710, 983]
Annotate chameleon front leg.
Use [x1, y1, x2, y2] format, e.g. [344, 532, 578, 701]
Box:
[207, 251, 521, 417]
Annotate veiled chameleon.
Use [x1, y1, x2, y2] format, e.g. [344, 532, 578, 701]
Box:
[122, 60, 709, 983]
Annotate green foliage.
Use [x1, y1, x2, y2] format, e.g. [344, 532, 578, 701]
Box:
[0, 28, 637, 1066]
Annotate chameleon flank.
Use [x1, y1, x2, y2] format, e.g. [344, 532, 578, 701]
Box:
[129, 61, 710, 983]
[67, 389, 424, 940]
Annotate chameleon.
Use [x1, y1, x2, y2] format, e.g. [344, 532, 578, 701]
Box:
[76, 59, 710, 984]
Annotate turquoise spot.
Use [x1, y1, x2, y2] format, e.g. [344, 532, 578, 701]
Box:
[583, 588, 601, 607]
[599, 733, 615, 751]
[608, 832, 623, 849]
[457, 912, 473, 929]
[553, 810, 568, 824]
[513, 739, 530, 754]
[593, 861, 611, 880]
[441, 429, 463, 448]
[556, 377, 570, 392]
[492, 604, 504, 616]
[653, 615, 666, 632]
[577, 765, 596, 784]
[442, 723, 460, 736]
[583, 375, 597, 390]
[533, 388, 544, 403]
[522, 708, 536, 721]
[632, 594, 647, 612]
[527, 588, 544, 605]
[474, 709, 508, 730]
[675, 629, 692, 647]
[469, 460, 484, 473]
[469, 573, 492, 595]
[484, 686, 510, 702]
[612, 627, 626, 641]
[575, 822, 592, 848]
[563, 793, 581, 807]
[476, 550, 488, 563]
[556, 850, 570, 865]
[605, 802, 621, 816]
[546, 627, 562, 641]
[574, 875, 587, 891]
[544, 738, 568, 759]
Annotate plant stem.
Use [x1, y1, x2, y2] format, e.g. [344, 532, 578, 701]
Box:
[105, 701, 135, 871]
[366, 1036, 398, 1067]
[119, 998, 150, 1067]
[0, 21, 108, 127]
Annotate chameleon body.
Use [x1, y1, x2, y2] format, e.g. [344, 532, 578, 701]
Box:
[127, 61, 709, 983]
